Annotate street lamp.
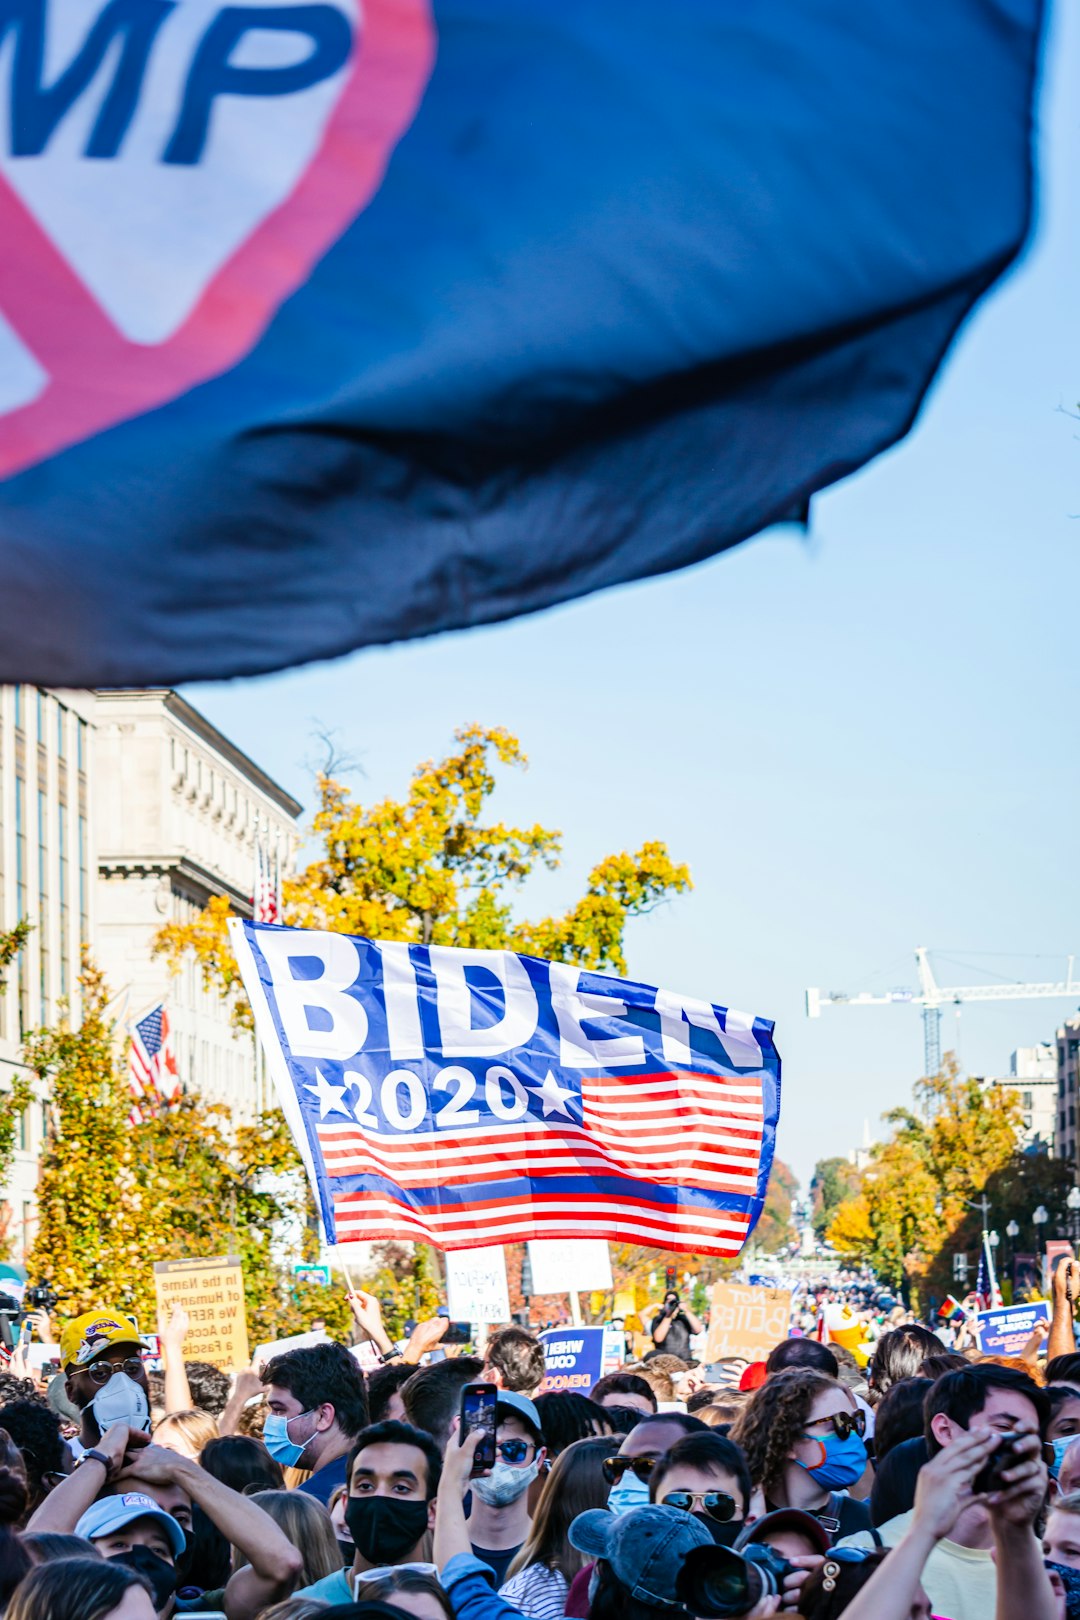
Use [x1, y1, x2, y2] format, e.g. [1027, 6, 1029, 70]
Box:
[1006, 1220, 1020, 1239]
[1067, 1186, 1080, 1245]
[1034, 1205, 1049, 1230]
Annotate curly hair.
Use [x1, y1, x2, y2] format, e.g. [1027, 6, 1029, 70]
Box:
[729, 1368, 836, 1497]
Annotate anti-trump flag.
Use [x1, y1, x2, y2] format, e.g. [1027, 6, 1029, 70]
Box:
[0, 0, 1042, 687]
[230, 920, 780, 1256]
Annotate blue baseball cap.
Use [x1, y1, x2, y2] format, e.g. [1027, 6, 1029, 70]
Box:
[496, 1390, 543, 1443]
[569, 1504, 711, 1608]
[75, 1492, 186, 1559]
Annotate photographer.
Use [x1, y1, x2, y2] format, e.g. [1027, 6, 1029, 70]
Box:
[802, 1422, 1057, 1620]
[651, 1294, 703, 1364]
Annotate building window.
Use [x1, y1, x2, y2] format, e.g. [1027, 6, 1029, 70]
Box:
[16, 1109, 26, 1153]
[56, 703, 65, 759]
[58, 812, 69, 998]
[78, 813, 89, 947]
[1022, 1091, 1033, 1111]
[13, 687, 22, 732]
[35, 689, 44, 743]
[15, 772, 28, 1035]
[76, 718, 86, 774]
[37, 789, 48, 1013]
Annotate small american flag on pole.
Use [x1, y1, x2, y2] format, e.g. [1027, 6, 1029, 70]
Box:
[129, 1004, 179, 1121]
[231, 922, 780, 1256]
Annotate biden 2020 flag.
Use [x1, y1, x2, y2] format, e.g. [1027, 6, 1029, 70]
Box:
[230, 920, 780, 1255]
[0, 0, 1043, 687]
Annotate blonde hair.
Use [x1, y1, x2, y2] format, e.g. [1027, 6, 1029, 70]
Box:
[152, 1408, 219, 1458]
[1051, 1491, 1080, 1518]
[234, 1489, 341, 1587]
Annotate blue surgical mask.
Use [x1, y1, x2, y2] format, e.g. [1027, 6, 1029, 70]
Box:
[263, 1409, 315, 1467]
[798, 1429, 867, 1490]
[1052, 1436, 1079, 1480]
[608, 1471, 651, 1514]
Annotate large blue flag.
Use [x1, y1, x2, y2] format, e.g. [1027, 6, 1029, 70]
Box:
[231, 921, 781, 1255]
[0, 0, 1042, 685]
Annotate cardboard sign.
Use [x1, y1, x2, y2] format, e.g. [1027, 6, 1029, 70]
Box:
[445, 1245, 511, 1324]
[153, 1255, 248, 1371]
[975, 1301, 1050, 1357]
[528, 1240, 612, 1297]
[539, 1325, 606, 1393]
[253, 1329, 330, 1368]
[704, 1281, 792, 1364]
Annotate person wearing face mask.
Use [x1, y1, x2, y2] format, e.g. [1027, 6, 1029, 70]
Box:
[647, 1432, 750, 1547]
[602, 1413, 708, 1518]
[297, 1419, 443, 1605]
[75, 1493, 187, 1616]
[730, 1371, 872, 1543]
[60, 1311, 153, 1453]
[263, 1342, 371, 1506]
[1046, 1385, 1080, 1484]
[465, 1394, 546, 1586]
[28, 1425, 304, 1617]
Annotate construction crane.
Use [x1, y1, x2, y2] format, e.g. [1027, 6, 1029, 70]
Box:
[806, 947, 1080, 1075]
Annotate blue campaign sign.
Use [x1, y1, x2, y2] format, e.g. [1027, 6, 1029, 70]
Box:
[975, 1301, 1049, 1358]
[539, 1327, 606, 1394]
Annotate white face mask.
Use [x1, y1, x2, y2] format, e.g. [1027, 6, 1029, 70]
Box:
[471, 1456, 540, 1508]
[91, 1371, 150, 1434]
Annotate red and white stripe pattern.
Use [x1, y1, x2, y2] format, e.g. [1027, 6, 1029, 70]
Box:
[316, 1069, 765, 1255]
[128, 1004, 179, 1122]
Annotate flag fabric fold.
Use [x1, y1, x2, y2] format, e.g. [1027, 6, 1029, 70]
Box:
[0, 0, 1044, 686]
[230, 920, 780, 1256]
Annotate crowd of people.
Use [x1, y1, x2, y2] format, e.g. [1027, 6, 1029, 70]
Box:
[0, 1261, 1078, 1620]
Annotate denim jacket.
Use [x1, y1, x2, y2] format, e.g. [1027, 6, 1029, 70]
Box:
[442, 1552, 529, 1620]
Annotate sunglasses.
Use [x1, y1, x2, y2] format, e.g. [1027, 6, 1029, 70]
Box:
[602, 1455, 657, 1484]
[496, 1439, 534, 1464]
[86, 1357, 145, 1386]
[806, 1410, 866, 1442]
[661, 1490, 738, 1523]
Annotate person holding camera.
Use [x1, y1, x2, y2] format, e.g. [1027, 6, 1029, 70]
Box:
[839, 1362, 1050, 1620]
[651, 1294, 703, 1365]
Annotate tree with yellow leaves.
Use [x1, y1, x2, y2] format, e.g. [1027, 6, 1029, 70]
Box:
[825, 1055, 1021, 1298]
[155, 724, 692, 1023]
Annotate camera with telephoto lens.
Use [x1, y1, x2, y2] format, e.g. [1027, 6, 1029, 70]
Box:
[676, 1543, 794, 1617]
[24, 1284, 61, 1313]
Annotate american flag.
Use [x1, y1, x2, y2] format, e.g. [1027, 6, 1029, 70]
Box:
[233, 924, 780, 1257]
[253, 831, 282, 924]
[129, 1004, 179, 1121]
[975, 1233, 1004, 1310]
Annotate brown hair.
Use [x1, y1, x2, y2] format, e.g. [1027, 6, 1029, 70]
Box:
[355, 1568, 455, 1620]
[506, 1435, 613, 1582]
[234, 1489, 341, 1587]
[1049, 1491, 1080, 1519]
[729, 1369, 836, 1498]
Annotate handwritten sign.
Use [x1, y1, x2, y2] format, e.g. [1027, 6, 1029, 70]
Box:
[445, 1245, 511, 1324]
[153, 1255, 248, 1371]
[704, 1281, 792, 1364]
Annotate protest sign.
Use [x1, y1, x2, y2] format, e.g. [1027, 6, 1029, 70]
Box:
[602, 1325, 625, 1372]
[232, 920, 780, 1257]
[253, 1329, 330, 1367]
[539, 1326, 606, 1393]
[528, 1240, 612, 1298]
[445, 1246, 511, 1324]
[704, 1281, 792, 1364]
[153, 1255, 248, 1371]
[975, 1301, 1049, 1357]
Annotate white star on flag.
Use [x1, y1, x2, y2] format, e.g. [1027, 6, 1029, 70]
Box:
[305, 1068, 351, 1119]
[532, 1069, 577, 1117]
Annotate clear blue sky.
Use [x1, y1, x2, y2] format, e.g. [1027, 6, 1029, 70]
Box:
[184, 2, 1080, 1190]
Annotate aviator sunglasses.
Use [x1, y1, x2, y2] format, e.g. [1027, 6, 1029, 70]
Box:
[805, 1409, 866, 1442]
[602, 1455, 657, 1484]
[661, 1489, 739, 1523]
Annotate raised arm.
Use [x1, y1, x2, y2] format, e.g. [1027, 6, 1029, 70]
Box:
[988, 1428, 1058, 1620]
[27, 1425, 145, 1532]
[160, 1306, 193, 1415]
[1047, 1258, 1079, 1363]
[114, 1445, 304, 1619]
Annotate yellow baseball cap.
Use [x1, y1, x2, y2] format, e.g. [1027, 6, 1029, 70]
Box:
[60, 1309, 141, 1371]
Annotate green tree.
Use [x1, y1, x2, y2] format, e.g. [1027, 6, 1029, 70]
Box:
[0, 924, 34, 1243]
[810, 1156, 861, 1238]
[23, 958, 351, 1345]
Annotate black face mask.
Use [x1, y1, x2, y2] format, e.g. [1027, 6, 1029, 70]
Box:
[109, 1546, 178, 1612]
[345, 1495, 430, 1564]
[338, 1538, 356, 1567]
[693, 1512, 745, 1548]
